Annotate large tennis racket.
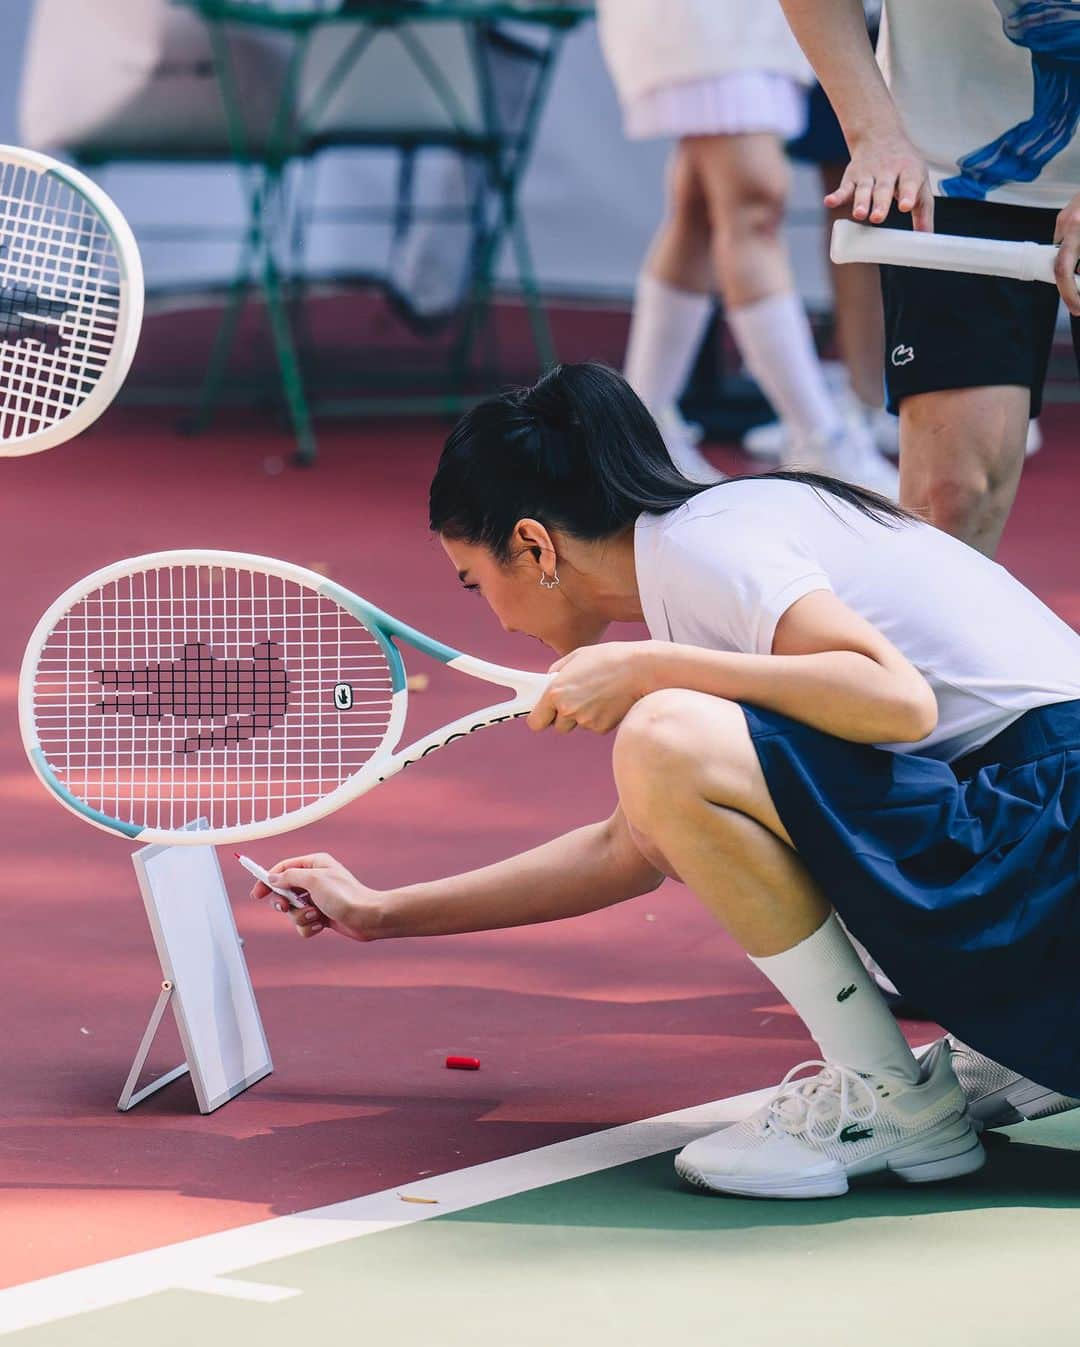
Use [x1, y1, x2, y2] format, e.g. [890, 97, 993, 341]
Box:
[1, 145, 144, 456]
[831, 219, 1080, 294]
[20, 551, 549, 845]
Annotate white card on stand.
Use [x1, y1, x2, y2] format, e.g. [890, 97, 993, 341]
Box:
[123, 833, 272, 1113]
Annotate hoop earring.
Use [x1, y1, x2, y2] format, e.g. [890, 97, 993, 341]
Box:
[539, 568, 560, 590]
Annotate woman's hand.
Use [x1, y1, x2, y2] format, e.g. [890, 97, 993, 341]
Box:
[527, 642, 660, 735]
[1054, 191, 1080, 318]
[250, 852, 383, 942]
[825, 126, 934, 232]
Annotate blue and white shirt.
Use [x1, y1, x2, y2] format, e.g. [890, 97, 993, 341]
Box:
[878, 0, 1080, 207]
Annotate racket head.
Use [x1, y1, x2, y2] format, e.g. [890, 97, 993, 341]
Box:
[19, 551, 409, 845]
[0, 145, 144, 457]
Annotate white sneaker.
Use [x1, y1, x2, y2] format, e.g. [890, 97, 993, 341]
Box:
[659, 403, 706, 446]
[787, 421, 901, 500]
[917, 1036, 1080, 1131]
[742, 380, 898, 463]
[655, 406, 726, 485]
[674, 1040, 985, 1199]
[742, 416, 788, 461]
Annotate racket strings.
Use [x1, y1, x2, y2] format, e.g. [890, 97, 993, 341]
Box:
[32, 565, 396, 833]
[0, 161, 123, 442]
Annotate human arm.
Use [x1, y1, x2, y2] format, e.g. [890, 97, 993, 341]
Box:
[779, 0, 934, 229]
[252, 805, 665, 941]
[530, 590, 938, 745]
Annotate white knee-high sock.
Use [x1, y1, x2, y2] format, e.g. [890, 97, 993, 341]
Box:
[727, 290, 841, 444]
[749, 913, 919, 1083]
[623, 272, 713, 414]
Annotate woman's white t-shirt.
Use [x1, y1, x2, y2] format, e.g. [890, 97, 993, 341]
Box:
[633, 479, 1080, 762]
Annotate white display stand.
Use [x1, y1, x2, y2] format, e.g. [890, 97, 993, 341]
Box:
[118, 827, 272, 1113]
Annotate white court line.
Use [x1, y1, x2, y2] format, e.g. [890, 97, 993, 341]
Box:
[0, 1084, 773, 1337]
[175, 1278, 302, 1304]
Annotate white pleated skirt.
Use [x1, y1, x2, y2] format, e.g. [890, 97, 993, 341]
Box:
[624, 71, 808, 142]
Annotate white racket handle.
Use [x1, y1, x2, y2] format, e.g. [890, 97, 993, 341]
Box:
[830, 219, 1077, 293]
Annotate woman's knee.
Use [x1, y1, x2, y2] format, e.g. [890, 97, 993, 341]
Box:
[693, 137, 790, 240]
[613, 690, 743, 808]
[718, 178, 788, 246]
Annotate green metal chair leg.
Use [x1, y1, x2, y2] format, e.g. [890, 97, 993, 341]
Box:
[262, 253, 317, 464]
[189, 247, 254, 433]
[508, 207, 556, 369]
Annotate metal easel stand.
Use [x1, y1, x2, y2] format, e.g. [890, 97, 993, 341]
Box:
[116, 980, 189, 1112]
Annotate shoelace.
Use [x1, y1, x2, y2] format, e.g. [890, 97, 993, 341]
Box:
[760, 1060, 880, 1144]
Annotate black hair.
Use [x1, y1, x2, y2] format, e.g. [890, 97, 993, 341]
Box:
[429, 362, 915, 559]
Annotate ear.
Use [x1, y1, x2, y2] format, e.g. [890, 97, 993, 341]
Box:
[512, 518, 557, 569]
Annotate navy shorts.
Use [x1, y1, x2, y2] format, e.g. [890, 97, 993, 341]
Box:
[744, 698, 1080, 1096]
[880, 199, 1080, 416]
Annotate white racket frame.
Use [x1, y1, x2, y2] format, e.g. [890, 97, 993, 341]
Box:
[20, 550, 550, 846]
[830, 219, 1079, 294]
[1, 144, 144, 457]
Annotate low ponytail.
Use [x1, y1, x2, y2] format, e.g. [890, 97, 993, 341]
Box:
[429, 362, 912, 557]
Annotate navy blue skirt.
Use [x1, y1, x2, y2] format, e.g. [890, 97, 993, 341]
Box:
[743, 699, 1080, 1097]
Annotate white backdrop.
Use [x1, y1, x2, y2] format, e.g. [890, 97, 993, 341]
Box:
[1, 1, 829, 303]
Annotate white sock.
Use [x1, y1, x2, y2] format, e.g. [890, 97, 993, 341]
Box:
[727, 291, 841, 445]
[749, 913, 920, 1083]
[623, 272, 712, 414]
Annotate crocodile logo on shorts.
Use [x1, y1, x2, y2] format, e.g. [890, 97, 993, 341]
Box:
[836, 984, 858, 1003]
[891, 343, 915, 367]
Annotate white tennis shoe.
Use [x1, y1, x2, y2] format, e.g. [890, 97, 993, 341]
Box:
[675, 1040, 985, 1199]
[655, 406, 726, 484]
[918, 1036, 1080, 1131]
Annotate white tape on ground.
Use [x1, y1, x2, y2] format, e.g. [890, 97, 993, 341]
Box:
[0, 1085, 772, 1336]
[175, 1278, 302, 1303]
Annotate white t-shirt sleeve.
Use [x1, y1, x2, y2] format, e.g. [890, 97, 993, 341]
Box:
[659, 513, 833, 655]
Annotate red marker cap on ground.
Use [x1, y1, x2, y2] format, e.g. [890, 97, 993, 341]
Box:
[445, 1055, 480, 1071]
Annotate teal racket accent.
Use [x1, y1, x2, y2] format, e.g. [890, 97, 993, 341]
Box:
[30, 749, 144, 839]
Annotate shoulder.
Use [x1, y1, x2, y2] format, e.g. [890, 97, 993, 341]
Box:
[646, 479, 819, 553]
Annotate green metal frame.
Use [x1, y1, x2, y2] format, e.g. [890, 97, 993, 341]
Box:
[172, 0, 593, 462]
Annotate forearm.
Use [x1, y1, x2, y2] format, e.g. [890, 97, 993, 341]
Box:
[375, 813, 663, 940]
[779, 0, 901, 143]
[645, 644, 936, 744]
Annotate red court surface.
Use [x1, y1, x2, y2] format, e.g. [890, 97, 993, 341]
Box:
[1, 387, 1075, 1290]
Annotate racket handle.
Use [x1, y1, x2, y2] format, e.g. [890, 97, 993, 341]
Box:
[830, 220, 1074, 290]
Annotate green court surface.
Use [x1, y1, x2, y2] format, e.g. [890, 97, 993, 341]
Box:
[6, 1109, 1080, 1347]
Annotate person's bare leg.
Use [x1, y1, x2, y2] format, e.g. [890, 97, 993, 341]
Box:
[623, 143, 722, 481]
[686, 134, 896, 501]
[688, 132, 793, 307]
[644, 142, 713, 295]
[899, 385, 1030, 556]
[822, 162, 885, 409]
[612, 688, 921, 1082]
[613, 689, 827, 956]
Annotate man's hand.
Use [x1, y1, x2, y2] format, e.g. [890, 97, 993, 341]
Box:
[1054, 191, 1080, 318]
[527, 642, 660, 735]
[826, 127, 935, 232]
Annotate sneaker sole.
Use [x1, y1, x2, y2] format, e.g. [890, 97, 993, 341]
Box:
[674, 1121, 986, 1200]
[974, 1082, 1080, 1130]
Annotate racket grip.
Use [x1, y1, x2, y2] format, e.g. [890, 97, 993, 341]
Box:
[830, 220, 1071, 289]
